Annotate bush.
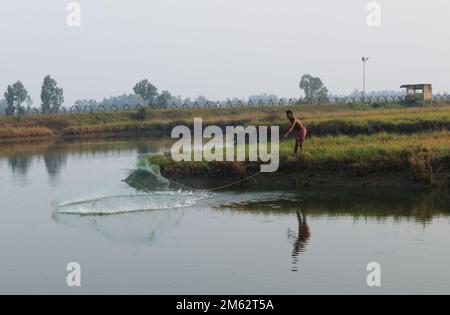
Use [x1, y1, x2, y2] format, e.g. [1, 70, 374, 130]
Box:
[136, 107, 150, 120]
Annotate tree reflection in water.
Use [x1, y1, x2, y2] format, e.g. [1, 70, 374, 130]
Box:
[44, 152, 68, 178]
[8, 155, 32, 176]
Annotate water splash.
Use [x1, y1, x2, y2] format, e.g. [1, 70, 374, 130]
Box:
[123, 161, 170, 192]
[53, 158, 211, 215]
[56, 190, 211, 215]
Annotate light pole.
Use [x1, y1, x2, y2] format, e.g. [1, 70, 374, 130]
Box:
[361, 57, 369, 103]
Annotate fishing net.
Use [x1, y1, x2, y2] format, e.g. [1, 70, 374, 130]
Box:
[53, 160, 211, 216]
[124, 161, 170, 192]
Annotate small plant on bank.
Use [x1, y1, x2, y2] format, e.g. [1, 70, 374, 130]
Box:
[136, 106, 150, 120]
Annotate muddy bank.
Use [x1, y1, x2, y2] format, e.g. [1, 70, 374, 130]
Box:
[161, 171, 449, 191]
[142, 152, 449, 190]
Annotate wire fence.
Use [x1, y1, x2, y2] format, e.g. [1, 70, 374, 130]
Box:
[1, 94, 450, 116]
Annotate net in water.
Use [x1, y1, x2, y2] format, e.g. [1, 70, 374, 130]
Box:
[123, 161, 170, 192]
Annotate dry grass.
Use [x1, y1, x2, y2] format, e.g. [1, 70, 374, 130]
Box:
[0, 103, 449, 140]
[0, 127, 54, 139]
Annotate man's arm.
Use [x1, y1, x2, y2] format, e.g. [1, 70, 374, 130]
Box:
[284, 119, 297, 138]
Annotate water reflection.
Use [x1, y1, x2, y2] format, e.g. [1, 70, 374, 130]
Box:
[0, 137, 173, 178]
[44, 152, 68, 178]
[219, 189, 450, 272]
[288, 210, 311, 272]
[7, 155, 32, 176]
[52, 208, 185, 244]
[3, 137, 450, 294]
[136, 143, 156, 157]
[221, 189, 450, 224]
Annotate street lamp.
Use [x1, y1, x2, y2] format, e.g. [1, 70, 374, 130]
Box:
[362, 57, 369, 103]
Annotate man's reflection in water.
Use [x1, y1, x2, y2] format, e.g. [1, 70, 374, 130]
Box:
[287, 210, 311, 272]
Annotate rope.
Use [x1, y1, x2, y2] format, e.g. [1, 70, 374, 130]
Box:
[161, 171, 261, 192]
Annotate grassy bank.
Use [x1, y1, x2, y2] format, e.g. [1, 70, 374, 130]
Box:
[1, 102, 450, 142]
[136, 131, 450, 189]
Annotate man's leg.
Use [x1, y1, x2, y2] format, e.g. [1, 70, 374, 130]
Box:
[299, 139, 304, 151]
[294, 141, 299, 154]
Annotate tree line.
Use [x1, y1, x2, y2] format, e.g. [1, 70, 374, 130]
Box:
[2, 75, 64, 115]
[104, 75, 329, 108]
[0, 74, 331, 115]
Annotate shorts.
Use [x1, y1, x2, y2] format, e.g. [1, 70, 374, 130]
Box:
[295, 128, 307, 142]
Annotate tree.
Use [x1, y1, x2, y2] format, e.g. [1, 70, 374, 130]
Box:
[248, 93, 279, 105]
[156, 90, 171, 108]
[74, 99, 98, 110]
[99, 94, 143, 108]
[4, 86, 15, 115]
[0, 99, 6, 114]
[299, 74, 329, 102]
[4, 81, 31, 115]
[316, 86, 329, 101]
[40, 75, 64, 114]
[133, 79, 158, 106]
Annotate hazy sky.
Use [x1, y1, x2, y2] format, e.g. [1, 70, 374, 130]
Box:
[1, 0, 449, 105]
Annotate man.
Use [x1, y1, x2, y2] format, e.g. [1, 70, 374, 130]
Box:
[284, 110, 307, 153]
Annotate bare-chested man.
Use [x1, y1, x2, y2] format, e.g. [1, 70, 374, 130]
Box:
[284, 110, 307, 153]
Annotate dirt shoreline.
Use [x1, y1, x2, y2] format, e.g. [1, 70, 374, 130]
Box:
[162, 171, 449, 191]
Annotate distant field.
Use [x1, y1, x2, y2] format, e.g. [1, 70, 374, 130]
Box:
[1, 102, 450, 141]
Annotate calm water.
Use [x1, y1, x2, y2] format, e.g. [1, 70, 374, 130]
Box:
[0, 137, 449, 294]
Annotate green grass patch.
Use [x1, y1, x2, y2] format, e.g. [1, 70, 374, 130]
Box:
[139, 131, 450, 186]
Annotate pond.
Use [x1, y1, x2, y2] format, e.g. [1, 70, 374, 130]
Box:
[0, 137, 449, 294]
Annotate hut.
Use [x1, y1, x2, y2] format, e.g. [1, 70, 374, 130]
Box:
[400, 84, 432, 105]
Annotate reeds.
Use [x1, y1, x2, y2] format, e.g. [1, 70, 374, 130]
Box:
[0, 127, 53, 139]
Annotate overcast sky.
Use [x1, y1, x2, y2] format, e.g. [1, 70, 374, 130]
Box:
[1, 0, 449, 105]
